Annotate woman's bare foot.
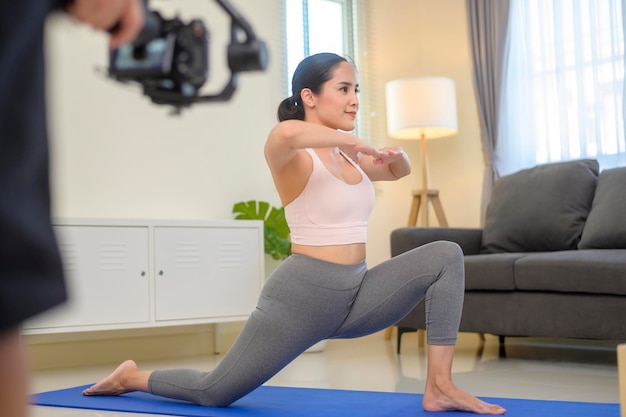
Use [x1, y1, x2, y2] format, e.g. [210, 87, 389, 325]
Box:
[82, 360, 140, 396]
[423, 379, 506, 414]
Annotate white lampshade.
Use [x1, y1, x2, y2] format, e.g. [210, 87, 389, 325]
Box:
[385, 76, 458, 140]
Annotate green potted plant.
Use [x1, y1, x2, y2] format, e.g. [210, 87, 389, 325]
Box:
[232, 200, 291, 261]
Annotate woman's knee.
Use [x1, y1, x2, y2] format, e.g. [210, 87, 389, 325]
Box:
[423, 241, 464, 287]
[195, 389, 237, 408]
[422, 240, 463, 263]
[201, 397, 233, 408]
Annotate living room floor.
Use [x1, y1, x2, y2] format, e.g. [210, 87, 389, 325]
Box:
[30, 331, 620, 416]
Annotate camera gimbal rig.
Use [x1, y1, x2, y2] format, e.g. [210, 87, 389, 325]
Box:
[108, 0, 268, 113]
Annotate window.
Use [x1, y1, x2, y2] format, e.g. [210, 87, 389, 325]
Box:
[497, 0, 625, 175]
[284, 0, 356, 96]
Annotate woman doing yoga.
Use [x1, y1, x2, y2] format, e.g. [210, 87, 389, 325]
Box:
[83, 52, 505, 415]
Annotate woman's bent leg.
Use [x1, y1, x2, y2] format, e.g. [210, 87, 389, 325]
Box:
[83, 309, 308, 408]
[332, 241, 464, 342]
[149, 256, 364, 407]
[330, 241, 506, 415]
[88, 255, 366, 408]
[148, 307, 320, 407]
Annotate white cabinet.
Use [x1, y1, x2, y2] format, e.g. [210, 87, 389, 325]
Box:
[23, 219, 264, 335]
[154, 226, 261, 321]
[24, 225, 151, 330]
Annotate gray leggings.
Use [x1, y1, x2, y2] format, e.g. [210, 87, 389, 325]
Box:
[148, 241, 464, 407]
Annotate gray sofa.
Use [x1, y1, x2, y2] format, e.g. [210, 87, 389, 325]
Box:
[391, 159, 626, 355]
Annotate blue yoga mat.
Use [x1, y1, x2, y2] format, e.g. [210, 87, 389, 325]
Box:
[32, 384, 619, 417]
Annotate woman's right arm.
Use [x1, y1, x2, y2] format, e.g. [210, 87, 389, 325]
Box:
[264, 120, 380, 172]
[264, 120, 384, 206]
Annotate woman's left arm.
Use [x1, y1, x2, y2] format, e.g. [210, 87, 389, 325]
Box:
[358, 146, 411, 181]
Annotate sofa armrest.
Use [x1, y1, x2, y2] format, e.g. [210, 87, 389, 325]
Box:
[390, 227, 483, 256]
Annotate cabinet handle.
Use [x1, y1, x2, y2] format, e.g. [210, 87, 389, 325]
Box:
[159, 270, 164, 276]
[141, 271, 146, 276]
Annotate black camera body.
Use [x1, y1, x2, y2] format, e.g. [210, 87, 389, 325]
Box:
[107, 0, 268, 113]
[109, 13, 209, 99]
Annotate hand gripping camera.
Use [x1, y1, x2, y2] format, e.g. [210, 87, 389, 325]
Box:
[108, 0, 268, 113]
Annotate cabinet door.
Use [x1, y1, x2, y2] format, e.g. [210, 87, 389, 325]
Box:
[154, 226, 262, 321]
[23, 226, 151, 330]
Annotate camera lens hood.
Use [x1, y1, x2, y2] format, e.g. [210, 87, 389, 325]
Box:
[228, 39, 269, 73]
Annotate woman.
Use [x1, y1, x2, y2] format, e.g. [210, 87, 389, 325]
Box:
[83, 53, 505, 415]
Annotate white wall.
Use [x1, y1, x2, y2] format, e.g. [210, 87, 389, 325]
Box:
[46, 0, 284, 221]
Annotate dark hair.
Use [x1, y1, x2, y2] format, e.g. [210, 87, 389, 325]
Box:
[277, 53, 349, 122]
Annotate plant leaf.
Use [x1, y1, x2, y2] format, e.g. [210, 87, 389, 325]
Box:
[233, 200, 291, 259]
[232, 200, 270, 221]
[266, 207, 290, 238]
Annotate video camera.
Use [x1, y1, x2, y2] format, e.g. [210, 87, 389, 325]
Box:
[108, 0, 268, 113]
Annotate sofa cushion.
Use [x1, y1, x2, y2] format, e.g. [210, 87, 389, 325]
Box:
[465, 253, 525, 290]
[513, 250, 626, 295]
[578, 167, 626, 249]
[482, 159, 599, 253]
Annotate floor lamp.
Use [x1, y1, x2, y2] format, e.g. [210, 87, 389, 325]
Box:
[385, 76, 458, 227]
[382, 76, 458, 344]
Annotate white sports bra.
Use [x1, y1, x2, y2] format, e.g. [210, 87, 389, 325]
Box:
[284, 148, 375, 246]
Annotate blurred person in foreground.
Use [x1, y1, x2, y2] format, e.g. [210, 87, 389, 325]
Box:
[0, 1, 143, 416]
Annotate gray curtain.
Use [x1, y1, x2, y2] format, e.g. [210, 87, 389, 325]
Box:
[465, 0, 511, 225]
